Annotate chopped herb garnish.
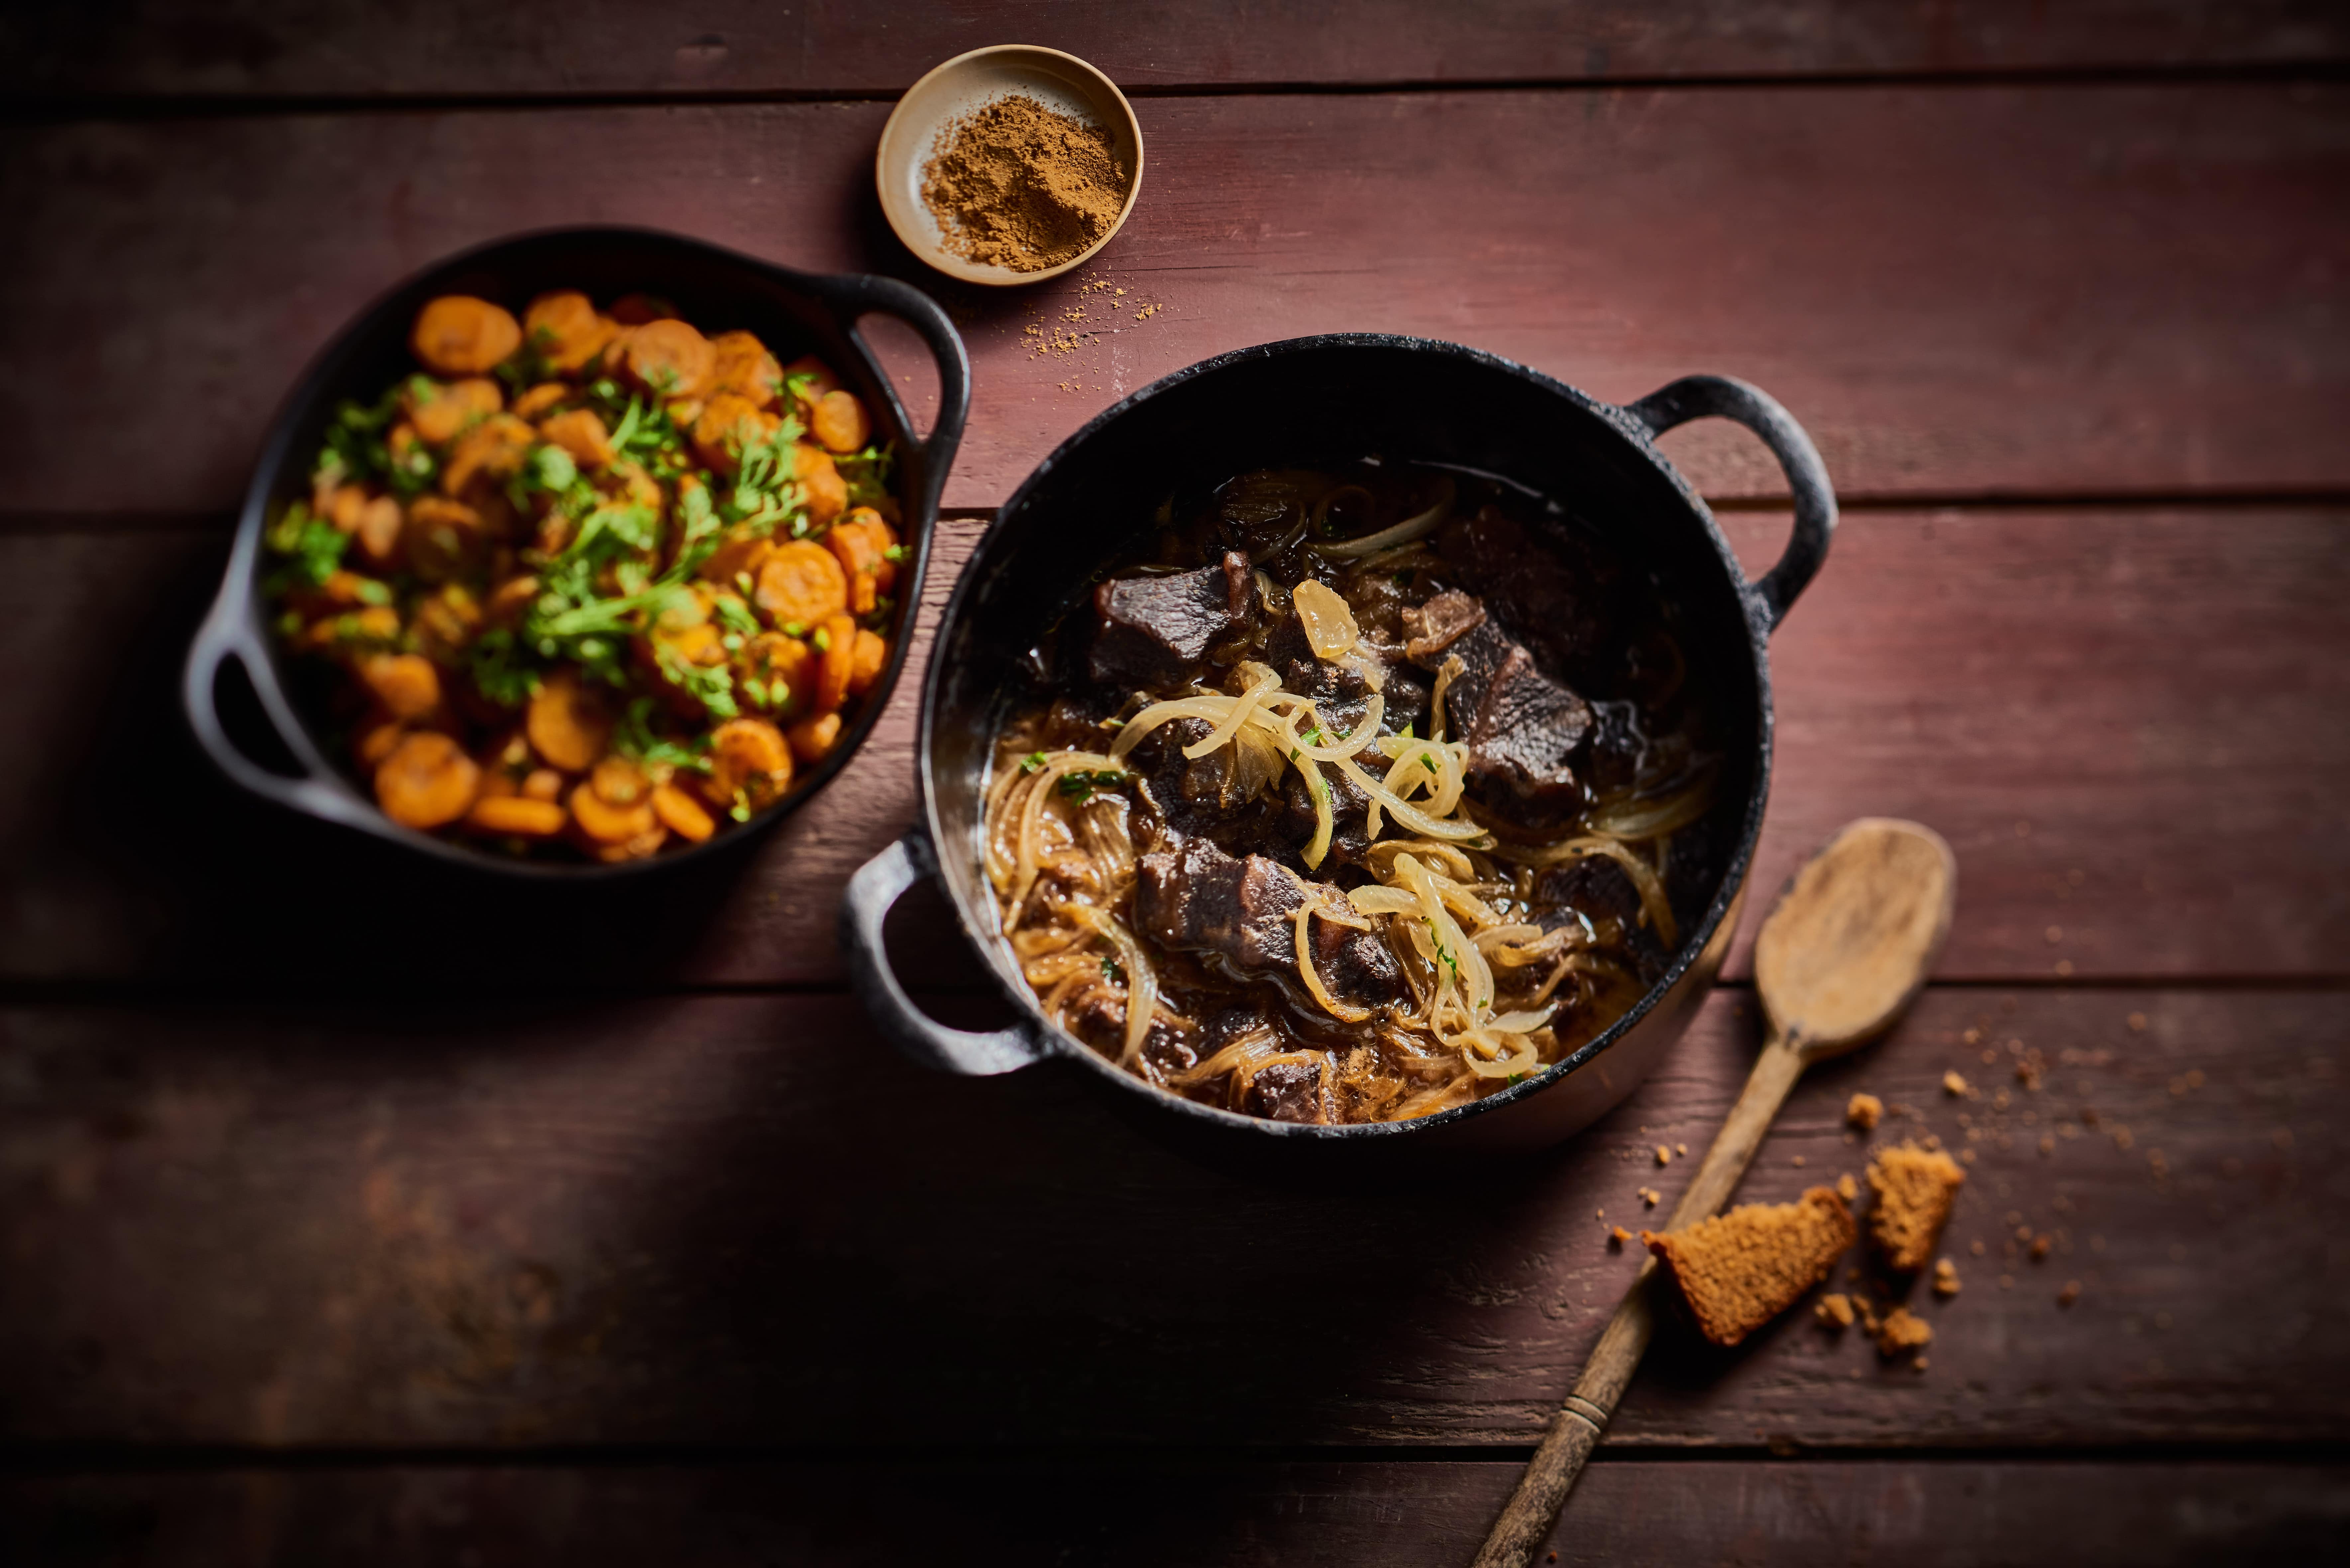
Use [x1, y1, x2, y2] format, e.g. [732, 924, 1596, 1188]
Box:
[1021, 750, 1049, 773]
[1055, 768, 1127, 803]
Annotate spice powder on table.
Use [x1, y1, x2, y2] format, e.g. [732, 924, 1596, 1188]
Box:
[920, 93, 1129, 272]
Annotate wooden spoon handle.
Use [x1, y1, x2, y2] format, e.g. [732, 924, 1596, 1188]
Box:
[1469, 1036, 1808, 1568]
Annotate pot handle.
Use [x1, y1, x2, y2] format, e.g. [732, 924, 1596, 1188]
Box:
[182, 548, 385, 833]
[1623, 374, 1836, 634]
[840, 833, 1052, 1076]
[803, 271, 972, 485]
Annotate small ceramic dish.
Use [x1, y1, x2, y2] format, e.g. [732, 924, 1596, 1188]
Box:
[876, 45, 1144, 286]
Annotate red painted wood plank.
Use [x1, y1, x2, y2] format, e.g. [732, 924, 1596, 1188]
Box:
[6, 1, 2345, 100]
[3, 85, 2345, 518]
[4, 506, 2341, 986]
[1, 987, 2340, 1448]
[7, 1460, 2346, 1565]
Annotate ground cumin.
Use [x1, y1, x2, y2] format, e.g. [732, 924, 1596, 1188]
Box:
[921, 94, 1127, 272]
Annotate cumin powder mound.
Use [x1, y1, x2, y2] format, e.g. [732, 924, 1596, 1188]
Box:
[920, 94, 1128, 272]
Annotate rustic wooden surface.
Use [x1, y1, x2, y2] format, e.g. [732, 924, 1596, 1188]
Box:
[7, 1462, 2347, 1565]
[2, 3, 2347, 1562]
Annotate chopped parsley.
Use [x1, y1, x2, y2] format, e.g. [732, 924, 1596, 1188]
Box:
[1055, 768, 1128, 804]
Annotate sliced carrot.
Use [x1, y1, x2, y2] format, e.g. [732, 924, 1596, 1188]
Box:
[511, 381, 572, 420]
[778, 354, 839, 415]
[410, 585, 484, 665]
[407, 377, 504, 446]
[794, 441, 849, 527]
[411, 296, 522, 376]
[403, 495, 487, 581]
[590, 755, 651, 807]
[441, 413, 536, 495]
[651, 784, 716, 843]
[355, 721, 406, 770]
[526, 669, 613, 772]
[521, 768, 565, 803]
[591, 826, 671, 863]
[698, 530, 777, 591]
[736, 632, 812, 717]
[326, 484, 370, 532]
[355, 495, 405, 571]
[484, 574, 540, 626]
[754, 540, 849, 632]
[845, 628, 889, 698]
[568, 779, 659, 844]
[708, 717, 794, 811]
[374, 731, 481, 829]
[710, 330, 783, 408]
[465, 795, 568, 838]
[523, 290, 615, 373]
[786, 711, 843, 766]
[623, 318, 715, 400]
[359, 652, 442, 722]
[690, 392, 780, 475]
[812, 613, 858, 713]
[539, 406, 615, 469]
[810, 388, 871, 454]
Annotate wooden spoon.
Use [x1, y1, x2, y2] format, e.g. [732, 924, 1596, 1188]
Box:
[1471, 818, 1956, 1568]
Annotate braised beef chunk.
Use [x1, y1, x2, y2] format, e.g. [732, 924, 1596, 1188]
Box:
[1133, 837, 1405, 1005]
[1540, 857, 1670, 980]
[1401, 588, 1486, 662]
[1421, 619, 1593, 814]
[1089, 551, 1255, 688]
[1134, 837, 1304, 972]
[1311, 918, 1407, 1006]
[1436, 506, 1622, 682]
[1243, 1056, 1328, 1124]
[1277, 763, 1375, 869]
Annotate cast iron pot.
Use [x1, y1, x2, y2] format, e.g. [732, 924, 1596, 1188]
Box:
[843, 336, 1832, 1156]
[184, 227, 969, 877]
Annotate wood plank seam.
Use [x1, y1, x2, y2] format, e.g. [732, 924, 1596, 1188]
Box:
[8, 60, 2350, 126]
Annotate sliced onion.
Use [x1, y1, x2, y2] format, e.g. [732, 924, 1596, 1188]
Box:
[1429, 653, 1465, 743]
[1293, 904, 1372, 1023]
[1184, 668, 1282, 758]
[1292, 578, 1360, 660]
[1495, 835, 1680, 950]
[1461, 1030, 1543, 1079]
[1316, 476, 1455, 558]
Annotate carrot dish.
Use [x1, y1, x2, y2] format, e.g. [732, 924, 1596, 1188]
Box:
[264, 291, 902, 860]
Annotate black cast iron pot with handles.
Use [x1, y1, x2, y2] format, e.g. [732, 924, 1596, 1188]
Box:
[183, 226, 969, 877]
[843, 335, 1833, 1161]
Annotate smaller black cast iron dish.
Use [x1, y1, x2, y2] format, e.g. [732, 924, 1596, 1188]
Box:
[184, 227, 970, 877]
[843, 336, 1833, 1159]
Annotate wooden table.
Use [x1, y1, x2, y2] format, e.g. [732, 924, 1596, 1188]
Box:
[4, 4, 2348, 1560]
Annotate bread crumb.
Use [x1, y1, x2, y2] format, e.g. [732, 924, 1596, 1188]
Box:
[2000, 1273, 2015, 1290]
[1867, 1141, 1967, 1272]
[1816, 1292, 1856, 1328]
[1792, 1155, 1807, 1167]
[1676, 1143, 1688, 1157]
[1595, 1208, 1606, 1219]
[2058, 1280, 2082, 1307]
[1837, 1173, 1858, 1202]
[1933, 1258, 1962, 1297]
[2029, 1233, 2052, 1261]
[1609, 1225, 1632, 1247]
[1970, 1238, 1985, 1256]
[1640, 1187, 1660, 1207]
[1643, 1188, 1857, 1347]
[2127, 1012, 2148, 1032]
[1846, 1093, 1882, 1130]
[1656, 1144, 1672, 1166]
[1943, 1070, 1970, 1097]
[1875, 1306, 1932, 1357]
